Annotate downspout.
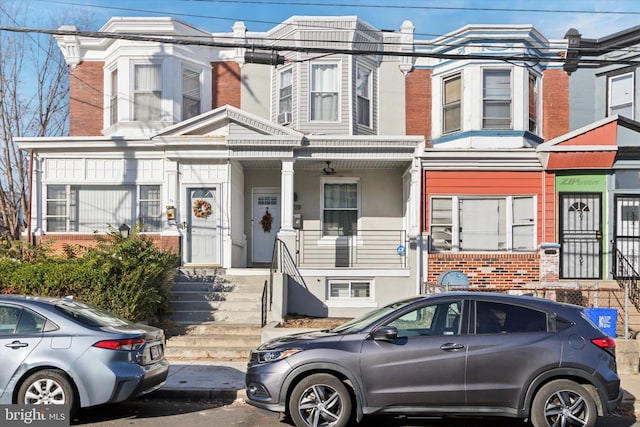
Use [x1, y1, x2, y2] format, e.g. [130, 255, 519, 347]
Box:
[27, 149, 33, 245]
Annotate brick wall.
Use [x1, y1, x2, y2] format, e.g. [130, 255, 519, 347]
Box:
[405, 68, 432, 141]
[542, 69, 569, 140]
[428, 253, 540, 288]
[211, 61, 241, 109]
[69, 62, 104, 136]
[37, 234, 180, 258]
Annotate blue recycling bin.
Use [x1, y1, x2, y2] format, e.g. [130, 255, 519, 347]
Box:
[584, 308, 618, 337]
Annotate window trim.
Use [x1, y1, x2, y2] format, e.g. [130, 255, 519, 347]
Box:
[528, 72, 540, 134]
[109, 67, 118, 126]
[326, 278, 376, 308]
[320, 177, 360, 238]
[482, 68, 512, 130]
[182, 67, 202, 121]
[278, 66, 293, 121]
[608, 71, 634, 119]
[356, 64, 372, 128]
[442, 72, 462, 134]
[309, 61, 341, 122]
[133, 62, 162, 122]
[429, 195, 536, 252]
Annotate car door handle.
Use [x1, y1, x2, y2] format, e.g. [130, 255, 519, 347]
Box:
[440, 343, 465, 351]
[6, 341, 28, 349]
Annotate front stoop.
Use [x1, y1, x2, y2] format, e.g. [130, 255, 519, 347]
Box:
[164, 268, 267, 361]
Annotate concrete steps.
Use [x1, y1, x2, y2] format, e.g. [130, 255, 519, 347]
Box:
[164, 268, 266, 360]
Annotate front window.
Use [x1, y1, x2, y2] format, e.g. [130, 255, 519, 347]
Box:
[442, 73, 461, 133]
[430, 196, 535, 252]
[328, 280, 371, 300]
[356, 65, 371, 127]
[278, 68, 292, 124]
[310, 63, 339, 121]
[609, 72, 634, 119]
[528, 73, 539, 133]
[182, 69, 201, 120]
[322, 180, 358, 236]
[110, 69, 118, 125]
[483, 69, 511, 129]
[134, 64, 161, 121]
[45, 185, 162, 233]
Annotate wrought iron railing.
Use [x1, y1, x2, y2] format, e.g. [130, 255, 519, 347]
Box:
[611, 240, 640, 312]
[296, 229, 407, 268]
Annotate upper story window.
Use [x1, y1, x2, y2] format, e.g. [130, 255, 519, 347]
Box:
[278, 68, 292, 124]
[482, 69, 512, 129]
[442, 73, 462, 134]
[356, 65, 372, 127]
[322, 179, 358, 236]
[134, 64, 162, 121]
[609, 72, 634, 119]
[430, 195, 535, 252]
[110, 69, 118, 126]
[182, 69, 201, 121]
[528, 72, 539, 133]
[310, 63, 339, 121]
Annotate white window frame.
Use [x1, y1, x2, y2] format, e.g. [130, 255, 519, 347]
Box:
[182, 68, 201, 121]
[356, 64, 372, 127]
[482, 68, 512, 130]
[45, 184, 162, 233]
[528, 72, 540, 134]
[320, 177, 360, 238]
[310, 61, 340, 122]
[326, 278, 376, 308]
[608, 72, 634, 119]
[442, 72, 462, 134]
[429, 195, 536, 252]
[278, 67, 293, 120]
[109, 68, 118, 126]
[133, 63, 162, 122]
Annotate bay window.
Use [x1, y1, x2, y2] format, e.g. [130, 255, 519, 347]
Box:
[528, 72, 539, 133]
[430, 195, 535, 252]
[278, 67, 292, 124]
[322, 179, 358, 236]
[110, 69, 118, 125]
[482, 69, 512, 129]
[442, 73, 462, 133]
[310, 63, 339, 121]
[134, 64, 162, 121]
[356, 65, 371, 127]
[182, 69, 201, 120]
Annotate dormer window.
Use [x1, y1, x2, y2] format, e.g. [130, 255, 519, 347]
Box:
[356, 65, 372, 127]
[182, 69, 201, 120]
[608, 72, 634, 119]
[134, 64, 162, 121]
[482, 69, 512, 129]
[278, 68, 292, 124]
[310, 62, 339, 121]
[442, 73, 462, 134]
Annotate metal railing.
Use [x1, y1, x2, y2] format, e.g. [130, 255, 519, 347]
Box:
[296, 229, 407, 268]
[612, 240, 640, 312]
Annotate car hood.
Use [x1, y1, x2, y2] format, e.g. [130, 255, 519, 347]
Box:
[259, 329, 341, 350]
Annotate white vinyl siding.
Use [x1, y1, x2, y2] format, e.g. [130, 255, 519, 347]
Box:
[430, 196, 535, 252]
[482, 69, 512, 129]
[134, 64, 162, 121]
[609, 72, 634, 119]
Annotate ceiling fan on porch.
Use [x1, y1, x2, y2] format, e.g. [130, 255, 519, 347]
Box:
[322, 161, 336, 175]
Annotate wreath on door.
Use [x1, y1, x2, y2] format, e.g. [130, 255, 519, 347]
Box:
[260, 209, 273, 232]
[192, 199, 212, 219]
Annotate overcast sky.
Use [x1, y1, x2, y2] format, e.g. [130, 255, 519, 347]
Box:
[19, 0, 640, 41]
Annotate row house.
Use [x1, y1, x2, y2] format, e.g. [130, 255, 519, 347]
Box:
[16, 16, 424, 319]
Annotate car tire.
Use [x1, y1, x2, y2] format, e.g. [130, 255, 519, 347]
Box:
[18, 369, 76, 414]
[531, 379, 597, 427]
[288, 373, 352, 427]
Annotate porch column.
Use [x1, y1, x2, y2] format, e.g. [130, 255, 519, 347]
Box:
[280, 159, 295, 233]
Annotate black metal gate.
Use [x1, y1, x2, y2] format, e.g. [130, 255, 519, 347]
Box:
[613, 195, 640, 276]
[559, 193, 602, 279]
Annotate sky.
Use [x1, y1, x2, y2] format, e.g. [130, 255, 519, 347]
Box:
[18, 0, 640, 41]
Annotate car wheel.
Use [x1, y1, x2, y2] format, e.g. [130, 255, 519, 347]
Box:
[18, 370, 76, 412]
[288, 373, 352, 427]
[531, 379, 596, 427]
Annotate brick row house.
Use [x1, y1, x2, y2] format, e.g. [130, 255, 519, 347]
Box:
[16, 15, 640, 319]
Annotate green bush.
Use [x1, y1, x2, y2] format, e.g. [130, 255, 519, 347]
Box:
[0, 225, 179, 323]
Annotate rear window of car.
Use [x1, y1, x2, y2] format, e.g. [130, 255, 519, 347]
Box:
[54, 302, 130, 328]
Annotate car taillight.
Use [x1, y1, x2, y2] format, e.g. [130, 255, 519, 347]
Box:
[93, 338, 145, 351]
[591, 337, 616, 354]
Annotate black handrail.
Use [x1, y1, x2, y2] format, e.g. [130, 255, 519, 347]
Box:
[611, 240, 640, 311]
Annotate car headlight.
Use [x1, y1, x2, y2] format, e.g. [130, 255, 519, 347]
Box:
[252, 348, 303, 364]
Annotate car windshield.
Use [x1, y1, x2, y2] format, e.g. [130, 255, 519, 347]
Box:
[330, 297, 423, 334]
[55, 301, 131, 328]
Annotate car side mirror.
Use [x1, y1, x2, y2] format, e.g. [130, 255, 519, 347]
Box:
[372, 326, 398, 341]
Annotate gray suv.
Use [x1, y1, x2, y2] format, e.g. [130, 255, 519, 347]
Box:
[246, 292, 622, 427]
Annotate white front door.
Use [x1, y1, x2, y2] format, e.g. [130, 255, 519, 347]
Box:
[187, 188, 218, 265]
[252, 189, 280, 264]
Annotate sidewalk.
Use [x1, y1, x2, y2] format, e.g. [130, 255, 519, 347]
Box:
[154, 359, 640, 414]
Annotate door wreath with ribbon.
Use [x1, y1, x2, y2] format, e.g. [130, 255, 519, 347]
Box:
[193, 199, 212, 219]
[260, 209, 273, 232]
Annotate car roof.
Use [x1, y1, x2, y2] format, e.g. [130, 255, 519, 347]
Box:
[418, 291, 582, 312]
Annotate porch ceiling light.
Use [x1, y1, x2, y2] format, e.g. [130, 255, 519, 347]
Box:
[322, 161, 336, 175]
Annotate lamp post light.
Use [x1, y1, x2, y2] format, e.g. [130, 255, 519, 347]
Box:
[119, 223, 130, 239]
